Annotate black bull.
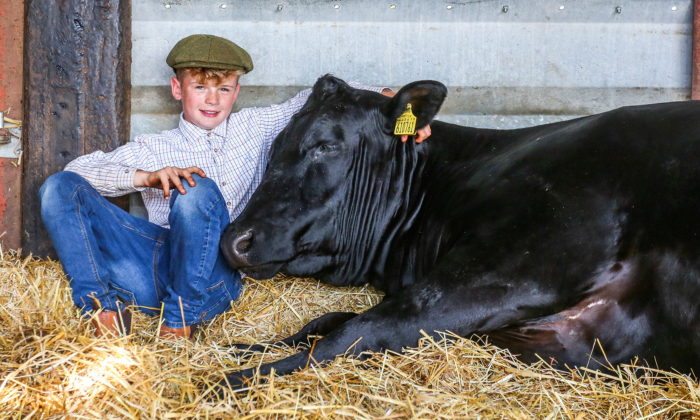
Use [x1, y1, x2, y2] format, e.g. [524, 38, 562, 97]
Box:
[218, 75, 700, 389]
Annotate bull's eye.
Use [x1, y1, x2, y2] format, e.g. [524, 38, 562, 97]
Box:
[316, 143, 339, 154]
[310, 142, 341, 159]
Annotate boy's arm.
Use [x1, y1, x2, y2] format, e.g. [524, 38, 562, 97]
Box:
[64, 138, 157, 197]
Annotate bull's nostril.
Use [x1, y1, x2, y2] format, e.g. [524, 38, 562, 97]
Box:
[233, 230, 254, 256]
[224, 229, 255, 268]
[236, 239, 251, 254]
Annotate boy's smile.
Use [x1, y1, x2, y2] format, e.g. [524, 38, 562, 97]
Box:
[171, 73, 241, 131]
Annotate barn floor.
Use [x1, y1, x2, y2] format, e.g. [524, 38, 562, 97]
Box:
[0, 249, 698, 419]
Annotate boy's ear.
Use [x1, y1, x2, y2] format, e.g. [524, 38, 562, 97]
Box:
[171, 76, 183, 101]
[382, 80, 447, 133]
[231, 82, 241, 105]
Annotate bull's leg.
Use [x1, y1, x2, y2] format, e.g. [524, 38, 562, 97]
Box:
[231, 312, 357, 353]
[486, 300, 653, 370]
[218, 267, 565, 391]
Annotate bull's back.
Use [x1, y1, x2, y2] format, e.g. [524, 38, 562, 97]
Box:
[429, 101, 700, 239]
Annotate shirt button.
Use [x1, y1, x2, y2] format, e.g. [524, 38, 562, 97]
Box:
[221, 181, 227, 186]
[124, 169, 129, 173]
[214, 148, 218, 153]
[226, 201, 231, 206]
[207, 133, 212, 137]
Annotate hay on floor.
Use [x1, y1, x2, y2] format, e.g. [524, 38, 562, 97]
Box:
[0, 248, 699, 419]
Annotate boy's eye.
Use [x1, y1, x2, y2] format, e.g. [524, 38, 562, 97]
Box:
[195, 86, 205, 90]
[220, 88, 229, 93]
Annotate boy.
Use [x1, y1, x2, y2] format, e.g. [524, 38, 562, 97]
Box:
[39, 34, 430, 340]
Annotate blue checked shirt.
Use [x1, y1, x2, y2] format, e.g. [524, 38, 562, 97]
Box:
[64, 82, 387, 228]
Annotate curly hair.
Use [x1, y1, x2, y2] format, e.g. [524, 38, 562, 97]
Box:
[175, 67, 245, 85]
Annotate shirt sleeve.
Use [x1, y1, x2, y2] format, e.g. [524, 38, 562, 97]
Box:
[347, 81, 391, 94]
[255, 88, 313, 151]
[63, 136, 158, 197]
[255, 81, 390, 154]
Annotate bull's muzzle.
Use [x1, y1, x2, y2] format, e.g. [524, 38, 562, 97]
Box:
[222, 229, 254, 269]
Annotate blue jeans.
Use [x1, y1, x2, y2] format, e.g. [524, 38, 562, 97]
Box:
[39, 171, 241, 328]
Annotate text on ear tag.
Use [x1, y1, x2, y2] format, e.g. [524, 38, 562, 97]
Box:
[394, 103, 417, 136]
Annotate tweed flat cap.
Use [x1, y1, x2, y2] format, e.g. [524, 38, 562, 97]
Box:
[166, 34, 253, 73]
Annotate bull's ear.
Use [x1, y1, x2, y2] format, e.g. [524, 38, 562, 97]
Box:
[383, 81, 447, 132]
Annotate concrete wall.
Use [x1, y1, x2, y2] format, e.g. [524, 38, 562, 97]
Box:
[132, 0, 693, 138]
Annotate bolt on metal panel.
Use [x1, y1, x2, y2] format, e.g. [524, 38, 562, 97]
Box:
[134, 0, 692, 23]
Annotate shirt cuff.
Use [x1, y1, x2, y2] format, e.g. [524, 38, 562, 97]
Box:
[116, 167, 139, 191]
[374, 86, 392, 94]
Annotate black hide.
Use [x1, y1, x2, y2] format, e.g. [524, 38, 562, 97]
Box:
[219, 75, 700, 390]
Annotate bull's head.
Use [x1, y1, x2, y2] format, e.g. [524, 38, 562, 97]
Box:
[221, 75, 447, 287]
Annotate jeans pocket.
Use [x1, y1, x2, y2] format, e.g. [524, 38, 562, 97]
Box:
[201, 281, 233, 321]
[112, 286, 138, 307]
[206, 280, 225, 292]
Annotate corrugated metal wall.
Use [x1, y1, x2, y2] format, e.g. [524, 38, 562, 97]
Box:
[132, 0, 693, 139]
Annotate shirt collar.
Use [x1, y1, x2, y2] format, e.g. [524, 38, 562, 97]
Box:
[178, 113, 228, 142]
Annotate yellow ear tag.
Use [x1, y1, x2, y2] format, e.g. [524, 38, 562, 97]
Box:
[394, 103, 417, 136]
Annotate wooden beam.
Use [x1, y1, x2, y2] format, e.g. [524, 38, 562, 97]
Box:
[694, 0, 700, 100]
[0, 0, 24, 251]
[21, 0, 132, 258]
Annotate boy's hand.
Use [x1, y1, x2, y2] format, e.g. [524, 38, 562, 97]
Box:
[134, 166, 206, 199]
[411, 125, 431, 144]
[381, 89, 432, 144]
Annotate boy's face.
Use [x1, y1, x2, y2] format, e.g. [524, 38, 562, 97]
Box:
[171, 72, 241, 130]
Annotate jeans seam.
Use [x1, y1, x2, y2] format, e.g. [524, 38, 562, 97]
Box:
[195, 218, 210, 287]
[152, 233, 166, 302]
[222, 277, 236, 305]
[74, 199, 111, 307]
[193, 196, 223, 290]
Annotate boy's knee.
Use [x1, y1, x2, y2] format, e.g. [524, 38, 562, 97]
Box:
[180, 173, 213, 192]
[40, 171, 87, 205]
[172, 176, 220, 202]
[169, 176, 225, 218]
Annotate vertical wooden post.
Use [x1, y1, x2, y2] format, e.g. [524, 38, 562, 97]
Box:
[21, 0, 132, 258]
[693, 0, 700, 99]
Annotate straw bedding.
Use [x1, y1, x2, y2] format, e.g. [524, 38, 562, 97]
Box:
[1, 248, 699, 419]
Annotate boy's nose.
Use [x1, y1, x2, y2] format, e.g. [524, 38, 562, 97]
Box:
[205, 92, 219, 105]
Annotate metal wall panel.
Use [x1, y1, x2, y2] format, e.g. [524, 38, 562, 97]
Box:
[132, 0, 692, 138]
[129, 0, 693, 217]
